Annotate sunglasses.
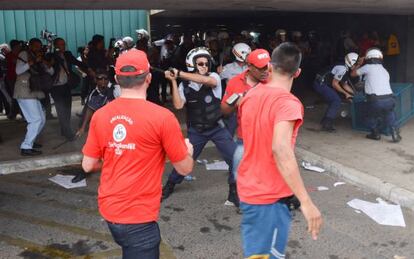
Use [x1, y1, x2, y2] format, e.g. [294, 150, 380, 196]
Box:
[196, 62, 209, 67]
[96, 76, 108, 80]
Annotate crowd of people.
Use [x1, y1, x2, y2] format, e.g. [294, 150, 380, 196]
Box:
[0, 26, 402, 258]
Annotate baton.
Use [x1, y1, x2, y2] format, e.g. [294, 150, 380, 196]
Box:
[150, 66, 175, 76]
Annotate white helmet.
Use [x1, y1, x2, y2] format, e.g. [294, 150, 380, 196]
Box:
[275, 29, 287, 37]
[345, 52, 359, 68]
[185, 47, 212, 72]
[136, 29, 149, 40]
[122, 36, 135, 49]
[366, 48, 383, 59]
[232, 43, 251, 62]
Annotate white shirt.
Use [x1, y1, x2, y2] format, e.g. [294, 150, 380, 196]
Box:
[220, 62, 247, 81]
[178, 72, 222, 104]
[356, 64, 392, 95]
[331, 65, 347, 81]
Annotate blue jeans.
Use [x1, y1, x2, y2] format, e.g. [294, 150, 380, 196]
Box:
[232, 139, 244, 180]
[168, 125, 236, 184]
[240, 201, 292, 259]
[366, 97, 397, 131]
[17, 99, 46, 149]
[313, 81, 341, 120]
[107, 221, 161, 259]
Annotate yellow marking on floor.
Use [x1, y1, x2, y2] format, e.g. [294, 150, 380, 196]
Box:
[0, 210, 113, 242]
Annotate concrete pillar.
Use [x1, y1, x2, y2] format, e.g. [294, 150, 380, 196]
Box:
[405, 16, 414, 83]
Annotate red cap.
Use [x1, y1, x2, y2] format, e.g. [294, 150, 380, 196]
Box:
[247, 49, 271, 68]
[115, 49, 150, 76]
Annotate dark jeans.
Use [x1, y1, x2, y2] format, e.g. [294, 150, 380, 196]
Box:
[366, 97, 397, 131]
[168, 125, 236, 184]
[50, 84, 74, 138]
[313, 81, 341, 120]
[107, 221, 161, 259]
[223, 113, 237, 137]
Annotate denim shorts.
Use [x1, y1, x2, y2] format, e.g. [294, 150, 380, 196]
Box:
[240, 201, 292, 259]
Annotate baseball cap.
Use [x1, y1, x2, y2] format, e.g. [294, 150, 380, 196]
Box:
[247, 49, 271, 68]
[115, 49, 150, 76]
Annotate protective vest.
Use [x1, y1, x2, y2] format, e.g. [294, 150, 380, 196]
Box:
[183, 80, 222, 132]
[386, 34, 400, 56]
[315, 67, 334, 87]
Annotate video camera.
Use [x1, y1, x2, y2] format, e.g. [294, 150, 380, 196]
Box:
[40, 30, 57, 41]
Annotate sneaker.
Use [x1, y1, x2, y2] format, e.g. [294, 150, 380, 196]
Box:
[33, 142, 43, 149]
[162, 181, 176, 201]
[21, 149, 42, 156]
[225, 183, 240, 207]
[390, 128, 401, 143]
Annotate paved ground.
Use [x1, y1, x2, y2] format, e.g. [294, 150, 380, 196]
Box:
[297, 97, 414, 194]
[0, 147, 413, 259]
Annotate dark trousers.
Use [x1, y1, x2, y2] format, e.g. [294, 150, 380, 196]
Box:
[40, 90, 52, 117]
[107, 221, 161, 259]
[147, 72, 161, 105]
[4, 78, 20, 118]
[313, 81, 341, 120]
[50, 84, 73, 138]
[366, 97, 397, 131]
[224, 113, 237, 137]
[168, 125, 236, 184]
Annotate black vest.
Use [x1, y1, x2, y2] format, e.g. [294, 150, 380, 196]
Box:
[183, 80, 222, 132]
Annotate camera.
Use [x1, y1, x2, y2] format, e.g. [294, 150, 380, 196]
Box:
[40, 30, 57, 41]
[226, 93, 242, 106]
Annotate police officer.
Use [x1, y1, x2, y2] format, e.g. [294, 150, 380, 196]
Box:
[313, 52, 358, 132]
[220, 43, 251, 83]
[163, 47, 238, 206]
[351, 48, 401, 142]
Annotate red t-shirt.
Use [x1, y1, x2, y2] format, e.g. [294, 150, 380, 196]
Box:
[82, 98, 188, 224]
[237, 85, 304, 204]
[221, 70, 255, 139]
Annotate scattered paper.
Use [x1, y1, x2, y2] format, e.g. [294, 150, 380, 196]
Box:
[197, 159, 208, 165]
[317, 186, 329, 191]
[347, 198, 406, 227]
[301, 161, 326, 173]
[394, 255, 407, 259]
[49, 174, 87, 189]
[354, 210, 362, 214]
[205, 161, 229, 171]
[334, 182, 346, 187]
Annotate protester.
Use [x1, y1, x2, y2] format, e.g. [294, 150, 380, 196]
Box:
[221, 49, 271, 180]
[237, 42, 322, 258]
[82, 49, 194, 258]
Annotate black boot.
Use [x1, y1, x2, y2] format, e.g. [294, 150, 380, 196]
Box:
[162, 181, 176, 201]
[225, 183, 240, 207]
[71, 171, 87, 183]
[321, 118, 336, 132]
[391, 127, 402, 143]
[366, 129, 381, 140]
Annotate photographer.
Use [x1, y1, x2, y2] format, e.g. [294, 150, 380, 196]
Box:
[50, 37, 90, 141]
[14, 38, 50, 156]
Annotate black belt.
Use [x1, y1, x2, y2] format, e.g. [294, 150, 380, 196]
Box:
[366, 94, 393, 101]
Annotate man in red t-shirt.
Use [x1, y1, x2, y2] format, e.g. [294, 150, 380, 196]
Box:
[221, 49, 271, 182]
[82, 49, 194, 259]
[238, 42, 322, 258]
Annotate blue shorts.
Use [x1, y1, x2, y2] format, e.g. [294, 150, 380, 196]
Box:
[240, 201, 292, 259]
